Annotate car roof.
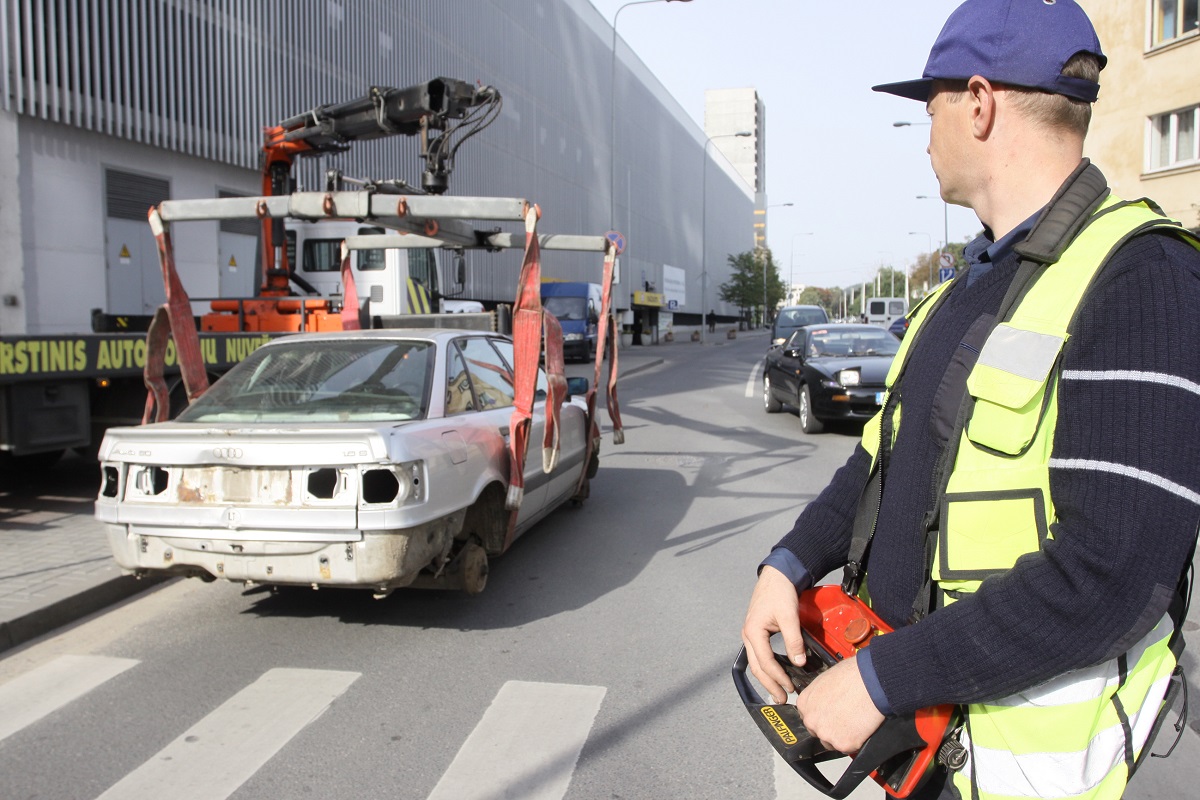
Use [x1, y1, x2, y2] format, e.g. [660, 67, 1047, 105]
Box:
[796, 323, 892, 335]
[257, 328, 506, 348]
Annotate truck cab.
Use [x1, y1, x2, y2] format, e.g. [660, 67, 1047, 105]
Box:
[540, 282, 601, 362]
[286, 221, 442, 318]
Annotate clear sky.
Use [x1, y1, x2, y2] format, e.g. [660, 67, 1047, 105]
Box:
[586, 0, 984, 292]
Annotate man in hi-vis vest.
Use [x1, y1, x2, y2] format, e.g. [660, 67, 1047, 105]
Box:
[742, 1, 1200, 798]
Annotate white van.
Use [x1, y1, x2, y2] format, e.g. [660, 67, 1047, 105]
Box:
[865, 297, 907, 329]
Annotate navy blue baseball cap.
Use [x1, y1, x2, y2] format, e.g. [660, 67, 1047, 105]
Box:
[872, 0, 1107, 103]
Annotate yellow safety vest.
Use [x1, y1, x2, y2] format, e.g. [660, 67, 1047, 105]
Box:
[859, 196, 1198, 800]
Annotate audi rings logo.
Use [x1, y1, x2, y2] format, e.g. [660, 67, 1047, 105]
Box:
[213, 447, 244, 459]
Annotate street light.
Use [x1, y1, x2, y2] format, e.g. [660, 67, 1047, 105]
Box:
[701, 131, 752, 344]
[917, 194, 951, 270]
[762, 203, 794, 326]
[789, 232, 814, 305]
[610, 0, 693, 233]
[909, 231, 932, 296]
[892, 120, 931, 127]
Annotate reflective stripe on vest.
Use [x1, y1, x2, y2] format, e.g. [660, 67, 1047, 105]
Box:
[858, 197, 1199, 800]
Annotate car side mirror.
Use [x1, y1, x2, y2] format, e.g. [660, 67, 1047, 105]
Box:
[784, 347, 802, 359]
[566, 376, 589, 397]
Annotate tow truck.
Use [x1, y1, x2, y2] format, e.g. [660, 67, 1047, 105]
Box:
[94, 77, 626, 594]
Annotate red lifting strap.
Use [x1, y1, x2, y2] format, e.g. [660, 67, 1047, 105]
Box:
[575, 240, 624, 496]
[339, 242, 362, 330]
[142, 207, 211, 423]
[505, 205, 568, 544]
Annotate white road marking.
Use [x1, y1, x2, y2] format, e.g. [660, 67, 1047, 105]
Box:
[427, 680, 606, 800]
[0, 654, 139, 743]
[746, 358, 765, 398]
[96, 667, 359, 800]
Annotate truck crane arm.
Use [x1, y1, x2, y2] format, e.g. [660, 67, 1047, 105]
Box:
[260, 78, 502, 293]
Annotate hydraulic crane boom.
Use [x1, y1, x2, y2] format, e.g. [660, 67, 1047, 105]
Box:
[259, 77, 502, 294]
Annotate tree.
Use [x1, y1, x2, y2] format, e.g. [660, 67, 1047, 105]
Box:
[718, 248, 786, 324]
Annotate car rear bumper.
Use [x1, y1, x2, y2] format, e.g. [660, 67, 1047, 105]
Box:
[102, 508, 465, 590]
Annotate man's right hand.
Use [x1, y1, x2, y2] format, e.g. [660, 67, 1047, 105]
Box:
[741, 565, 807, 704]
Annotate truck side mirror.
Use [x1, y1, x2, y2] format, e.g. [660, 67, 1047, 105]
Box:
[454, 251, 466, 286]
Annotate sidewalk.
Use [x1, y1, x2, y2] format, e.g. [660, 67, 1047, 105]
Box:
[0, 342, 694, 654]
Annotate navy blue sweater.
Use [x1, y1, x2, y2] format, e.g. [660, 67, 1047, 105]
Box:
[775, 227, 1200, 715]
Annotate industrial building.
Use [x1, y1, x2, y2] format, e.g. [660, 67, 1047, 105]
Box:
[0, 0, 756, 339]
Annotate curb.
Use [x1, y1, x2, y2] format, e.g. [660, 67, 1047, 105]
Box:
[0, 574, 170, 655]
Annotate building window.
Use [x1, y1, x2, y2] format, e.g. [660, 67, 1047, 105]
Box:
[1153, 0, 1200, 46]
[1148, 105, 1200, 171]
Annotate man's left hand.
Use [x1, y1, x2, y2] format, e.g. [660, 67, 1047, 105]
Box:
[795, 655, 885, 753]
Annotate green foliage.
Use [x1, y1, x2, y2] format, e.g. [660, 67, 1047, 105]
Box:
[718, 249, 786, 316]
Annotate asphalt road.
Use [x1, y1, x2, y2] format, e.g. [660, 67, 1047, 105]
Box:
[1, 334, 1198, 799]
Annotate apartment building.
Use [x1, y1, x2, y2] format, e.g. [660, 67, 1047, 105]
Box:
[1081, 0, 1199, 231]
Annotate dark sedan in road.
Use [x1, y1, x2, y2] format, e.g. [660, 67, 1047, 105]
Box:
[762, 324, 901, 433]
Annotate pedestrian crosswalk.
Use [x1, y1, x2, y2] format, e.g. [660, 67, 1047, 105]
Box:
[96, 667, 360, 800]
[0, 654, 138, 743]
[0, 655, 612, 800]
[0, 655, 851, 799]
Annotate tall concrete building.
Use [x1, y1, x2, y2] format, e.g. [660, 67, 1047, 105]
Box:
[704, 88, 767, 247]
[1080, 0, 1199, 231]
[0, 0, 755, 337]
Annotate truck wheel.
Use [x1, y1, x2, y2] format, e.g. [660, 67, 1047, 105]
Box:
[798, 385, 825, 434]
[763, 374, 783, 413]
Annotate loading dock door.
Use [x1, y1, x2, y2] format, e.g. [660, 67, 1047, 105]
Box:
[104, 169, 170, 315]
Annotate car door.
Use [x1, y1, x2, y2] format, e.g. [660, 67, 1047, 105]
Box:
[450, 336, 549, 525]
[488, 337, 587, 513]
[772, 330, 807, 399]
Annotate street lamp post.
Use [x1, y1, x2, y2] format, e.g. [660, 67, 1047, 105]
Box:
[610, 0, 692, 234]
[908, 231, 932, 295]
[701, 131, 751, 344]
[789, 231, 814, 305]
[762, 203, 793, 326]
[917, 194, 951, 270]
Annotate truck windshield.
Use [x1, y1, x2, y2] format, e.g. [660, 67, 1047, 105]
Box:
[177, 340, 432, 423]
[544, 296, 587, 321]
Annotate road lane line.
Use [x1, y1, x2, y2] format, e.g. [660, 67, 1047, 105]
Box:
[427, 680, 606, 800]
[0, 654, 139, 743]
[96, 667, 359, 800]
[746, 358, 765, 398]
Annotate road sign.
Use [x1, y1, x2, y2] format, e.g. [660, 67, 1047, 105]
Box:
[939, 251, 954, 269]
[605, 230, 626, 255]
[667, 299, 679, 309]
[939, 266, 956, 283]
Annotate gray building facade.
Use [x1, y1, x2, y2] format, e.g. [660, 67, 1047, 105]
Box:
[0, 0, 754, 335]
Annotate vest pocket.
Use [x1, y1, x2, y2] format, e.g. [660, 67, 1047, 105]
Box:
[937, 488, 1049, 581]
[965, 324, 1064, 455]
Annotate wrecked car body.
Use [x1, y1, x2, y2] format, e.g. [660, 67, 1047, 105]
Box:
[95, 329, 596, 596]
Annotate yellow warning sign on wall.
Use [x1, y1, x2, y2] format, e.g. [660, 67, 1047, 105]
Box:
[119, 245, 131, 265]
[228, 255, 238, 268]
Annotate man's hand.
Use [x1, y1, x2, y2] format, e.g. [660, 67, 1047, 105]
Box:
[795, 655, 885, 754]
[741, 565, 808, 704]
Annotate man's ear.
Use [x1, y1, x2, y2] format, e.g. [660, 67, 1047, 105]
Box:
[966, 75, 996, 140]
